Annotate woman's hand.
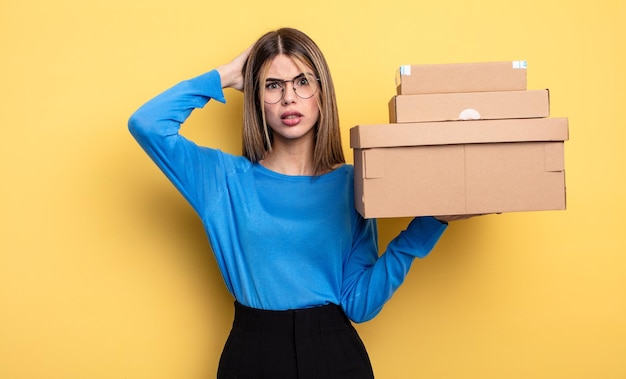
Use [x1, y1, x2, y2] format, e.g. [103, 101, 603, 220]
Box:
[434, 214, 484, 223]
[216, 45, 253, 92]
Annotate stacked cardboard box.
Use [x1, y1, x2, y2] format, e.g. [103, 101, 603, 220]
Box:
[351, 61, 569, 218]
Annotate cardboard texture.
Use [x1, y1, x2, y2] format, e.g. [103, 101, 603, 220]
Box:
[351, 118, 569, 218]
[389, 89, 550, 123]
[396, 61, 527, 95]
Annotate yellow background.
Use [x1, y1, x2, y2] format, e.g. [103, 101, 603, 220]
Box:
[1, 0, 624, 378]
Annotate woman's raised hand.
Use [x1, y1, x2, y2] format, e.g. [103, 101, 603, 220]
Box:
[216, 45, 253, 92]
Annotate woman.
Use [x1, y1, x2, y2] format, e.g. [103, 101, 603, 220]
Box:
[129, 27, 457, 379]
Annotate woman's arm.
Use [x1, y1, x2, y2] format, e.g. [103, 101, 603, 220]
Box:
[128, 45, 252, 146]
[127, 70, 228, 212]
[340, 216, 447, 323]
[127, 47, 253, 214]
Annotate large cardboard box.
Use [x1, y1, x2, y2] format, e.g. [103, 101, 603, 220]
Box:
[396, 61, 527, 95]
[350, 118, 568, 218]
[389, 89, 550, 123]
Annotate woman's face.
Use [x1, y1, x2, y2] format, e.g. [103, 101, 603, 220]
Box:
[262, 54, 320, 147]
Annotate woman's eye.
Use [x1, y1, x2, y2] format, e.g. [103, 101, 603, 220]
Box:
[296, 77, 309, 86]
[266, 82, 282, 91]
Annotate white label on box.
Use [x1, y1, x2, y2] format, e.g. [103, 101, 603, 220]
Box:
[459, 108, 481, 120]
[396, 65, 411, 87]
[513, 60, 527, 69]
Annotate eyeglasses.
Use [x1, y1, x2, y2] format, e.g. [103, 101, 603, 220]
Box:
[263, 73, 320, 104]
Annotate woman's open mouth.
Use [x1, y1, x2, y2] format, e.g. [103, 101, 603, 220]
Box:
[281, 111, 303, 126]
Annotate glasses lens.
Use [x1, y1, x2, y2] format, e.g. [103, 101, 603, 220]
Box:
[264, 81, 284, 104]
[294, 74, 317, 99]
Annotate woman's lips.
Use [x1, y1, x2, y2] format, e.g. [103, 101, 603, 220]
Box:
[281, 111, 303, 126]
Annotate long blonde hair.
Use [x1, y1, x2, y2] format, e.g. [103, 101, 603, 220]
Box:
[241, 28, 344, 175]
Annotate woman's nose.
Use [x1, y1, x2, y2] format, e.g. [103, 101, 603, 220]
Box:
[282, 84, 297, 104]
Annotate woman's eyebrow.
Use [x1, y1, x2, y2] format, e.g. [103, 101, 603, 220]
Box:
[265, 73, 308, 82]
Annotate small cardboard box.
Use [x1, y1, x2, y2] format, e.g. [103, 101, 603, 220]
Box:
[389, 89, 550, 123]
[350, 118, 568, 218]
[396, 61, 527, 95]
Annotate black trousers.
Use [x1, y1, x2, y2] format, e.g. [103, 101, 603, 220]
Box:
[217, 302, 375, 379]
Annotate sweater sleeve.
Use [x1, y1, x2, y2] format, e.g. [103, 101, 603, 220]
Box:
[127, 70, 228, 215]
[340, 216, 447, 323]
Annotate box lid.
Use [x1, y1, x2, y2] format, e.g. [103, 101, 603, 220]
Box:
[396, 61, 528, 95]
[350, 118, 569, 149]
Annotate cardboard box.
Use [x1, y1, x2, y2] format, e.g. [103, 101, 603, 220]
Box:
[350, 118, 568, 218]
[396, 61, 527, 95]
[389, 89, 550, 123]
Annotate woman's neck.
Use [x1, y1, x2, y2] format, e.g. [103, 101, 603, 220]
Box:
[260, 146, 315, 176]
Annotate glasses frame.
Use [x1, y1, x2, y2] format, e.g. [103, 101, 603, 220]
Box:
[263, 73, 321, 104]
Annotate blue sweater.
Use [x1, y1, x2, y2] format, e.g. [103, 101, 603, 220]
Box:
[128, 70, 447, 323]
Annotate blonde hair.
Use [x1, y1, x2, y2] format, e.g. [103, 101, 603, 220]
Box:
[241, 28, 344, 175]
